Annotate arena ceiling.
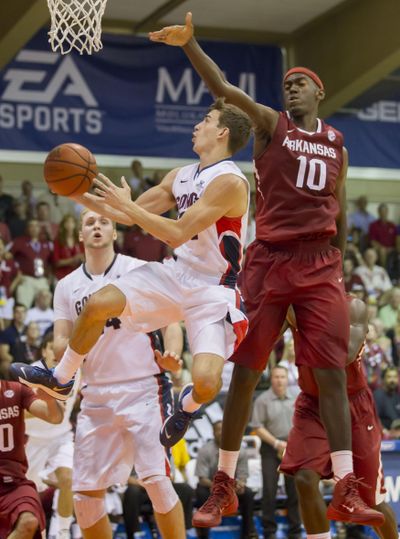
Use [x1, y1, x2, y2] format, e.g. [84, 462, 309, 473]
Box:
[1, 0, 400, 117]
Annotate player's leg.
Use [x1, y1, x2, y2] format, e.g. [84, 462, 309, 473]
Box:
[54, 466, 74, 536]
[73, 489, 111, 539]
[373, 502, 398, 539]
[294, 470, 330, 536]
[8, 512, 40, 539]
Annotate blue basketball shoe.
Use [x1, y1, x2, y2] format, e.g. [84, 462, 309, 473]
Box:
[9, 362, 74, 401]
[160, 383, 198, 448]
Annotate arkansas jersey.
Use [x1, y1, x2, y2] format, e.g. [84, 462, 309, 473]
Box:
[0, 381, 37, 481]
[173, 160, 249, 287]
[254, 112, 344, 242]
[54, 254, 162, 385]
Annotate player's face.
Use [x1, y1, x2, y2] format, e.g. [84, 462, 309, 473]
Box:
[192, 110, 228, 155]
[80, 211, 117, 249]
[283, 75, 323, 117]
[42, 342, 56, 367]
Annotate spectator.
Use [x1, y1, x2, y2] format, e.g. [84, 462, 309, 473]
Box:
[373, 366, 400, 433]
[0, 237, 22, 327]
[52, 214, 83, 280]
[0, 175, 14, 221]
[344, 232, 364, 269]
[128, 159, 145, 196]
[348, 196, 375, 237]
[195, 420, 257, 539]
[343, 257, 365, 295]
[37, 188, 76, 225]
[371, 317, 393, 360]
[388, 418, 400, 440]
[386, 236, 400, 284]
[12, 321, 41, 364]
[8, 199, 28, 239]
[18, 179, 37, 219]
[0, 221, 11, 246]
[251, 365, 301, 539]
[0, 303, 27, 364]
[378, 287, 400, 331]
[123, 225, 168, 262]
[363, 323, 391, 390]
[278, 337, 299, 398]
[11, 219, 52, 308]
[25, 289, 54, 337]
[354, 248, 392, 299]
[36, 201, 58, 242]
[368, 203, 397, 266]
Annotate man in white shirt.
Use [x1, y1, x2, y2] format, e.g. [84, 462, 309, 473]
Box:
[25, 289, 54, 336]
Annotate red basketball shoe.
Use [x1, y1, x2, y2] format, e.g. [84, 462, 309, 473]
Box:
[327, 473, 385, 526]
[192, 471, 238, 528]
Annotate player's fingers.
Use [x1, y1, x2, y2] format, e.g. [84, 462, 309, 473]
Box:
[163, 350, 179, 359]
[94, 187, 107, 198]
[186, 12, 192, 26]
[97, 173, 113, 186]
[121, 176, 130, 189]
[154, 349, 162, 360]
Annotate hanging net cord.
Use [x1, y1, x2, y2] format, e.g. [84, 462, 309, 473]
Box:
[47, 0, 108, 55]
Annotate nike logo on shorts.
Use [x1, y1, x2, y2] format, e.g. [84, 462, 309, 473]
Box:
[367, 425, 374, 430]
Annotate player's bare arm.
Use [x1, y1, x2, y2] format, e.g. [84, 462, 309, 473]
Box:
[54, 318, 73, 361]
[28, 390, 64, 424]
[149, 12, 278, 137]
[347, 297, 368, 365]
[330, 147, 348, 257]
[135, 168, 178, 214]
[91, 172, 248, 249]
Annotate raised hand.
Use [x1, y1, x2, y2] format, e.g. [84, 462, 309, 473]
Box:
[92, 173, 132, 211]
[148, 12, 193, 47]
[155, 349, 183, 372]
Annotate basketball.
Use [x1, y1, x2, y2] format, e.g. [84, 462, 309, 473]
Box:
[43, 143, 97, 196]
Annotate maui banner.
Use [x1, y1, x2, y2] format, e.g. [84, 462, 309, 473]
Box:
[0, 30, 283, 161]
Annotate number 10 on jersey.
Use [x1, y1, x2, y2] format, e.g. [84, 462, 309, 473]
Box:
[296, 156, 327, 191]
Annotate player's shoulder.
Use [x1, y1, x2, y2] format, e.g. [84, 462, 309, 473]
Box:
[1, 380, 29, 403]
[116, 253, 148, 272]
[320, 119, 344, 142]
[175, 163, 199, 179]
[55, 264, 84, 291]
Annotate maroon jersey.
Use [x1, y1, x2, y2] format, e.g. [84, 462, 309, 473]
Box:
[254, 112, 344, 242]
[0, 381, 37, 483]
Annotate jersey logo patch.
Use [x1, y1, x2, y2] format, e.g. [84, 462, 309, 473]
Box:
[4, 390, 14, 398]
[328, 130, 336, 141]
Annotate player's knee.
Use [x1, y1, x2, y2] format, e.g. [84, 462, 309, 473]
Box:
[73, 493, 106, 529]
[84, 285, 125, 321]
[192, 372, 221, 402]
[294, 470, 319, 497]
[16, 512, 39, 537]
[141, 475, 179, 514]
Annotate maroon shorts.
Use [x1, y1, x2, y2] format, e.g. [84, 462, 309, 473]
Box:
[280, 388, 386, 506]
[231, 239, 349, 371]
[0, 479, 45, 539]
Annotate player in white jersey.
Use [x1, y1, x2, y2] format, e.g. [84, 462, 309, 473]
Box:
[12, 99, 252, 450]
[13, 210, 187, 539]
[25, 332, 80, 539]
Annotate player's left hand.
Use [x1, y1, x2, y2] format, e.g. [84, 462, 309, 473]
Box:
[91, 173, 132, 210]
[155, 350, 183, 372]
[149, 12, 193, 47]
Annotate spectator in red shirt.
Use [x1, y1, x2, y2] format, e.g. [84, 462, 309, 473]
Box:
[11, 220, 52, 308]
[369, 203, 397, 266]
[343, 257, 365, 295]
[0, 237, 22, 327]
[362, 323, 392, 390]
[53, 214, 83, 280]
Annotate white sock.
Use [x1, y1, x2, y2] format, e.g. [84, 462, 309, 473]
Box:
[57, 515, 73, 531]
[218, 449, 239, 479]
[307, 532, 331, 539]
[181, 389, 201, 413]
[54, 346, 84, 384]
[331, 450, 353, 479]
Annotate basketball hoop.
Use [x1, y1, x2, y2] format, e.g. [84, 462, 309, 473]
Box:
[47, 0, 108, 55]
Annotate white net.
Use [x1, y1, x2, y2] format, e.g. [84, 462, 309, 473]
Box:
[47, 0, 108, 55]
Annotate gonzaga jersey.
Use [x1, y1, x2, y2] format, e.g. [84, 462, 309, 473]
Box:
[173, 160, 249, 287]
[254, 112, 344, 242]
[54, 254, 161, 385]
[0, 381, 36, 481]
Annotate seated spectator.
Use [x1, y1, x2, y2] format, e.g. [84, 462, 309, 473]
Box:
[366, 294, 379, 321]
[343, 256, 365, 294]
[25, 289, 54, 337]
[344, 231, 364, 269]
[0, 174, 14, 221]
[18, 179, 37, 219]
[0, 303, 27, 365]
[0, 221, 11, 246]
[371, 317, 393, 360]
[195, 420, 257, 539]
[354, 247, 392, 299]
[278, 337, 299, 398]
[373, 366, 400, 435]
[12, 321, 40, 364]
[123, 225, 168, 262]
[11, 219, 52, 308]
[8, 199, 28, 239]
[36, 201, 58, 241]
[0, 237, 22, 327]
[368, 203, 397, 266]
[386, 235, 400, 285]
[379, 287, 400, 331]
[363, 323, 391, 389]
[348, 195, 375, 239]
[37, 188, 77, 225]
[52, 214, 83, 280]
[128, 159, 145, 196]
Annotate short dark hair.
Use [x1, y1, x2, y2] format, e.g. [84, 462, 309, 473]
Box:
[209, 98, 252, 155]
[13, 303, 26, 312]
[40, 331, 53, 353]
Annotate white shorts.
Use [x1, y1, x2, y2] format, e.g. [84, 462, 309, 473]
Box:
[26, 431, 74, 491]
[114, 258, 248, 360]
[73, 374, 172, 492]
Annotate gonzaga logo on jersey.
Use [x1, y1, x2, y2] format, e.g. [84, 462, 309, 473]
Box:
[0, 50, 103, 134]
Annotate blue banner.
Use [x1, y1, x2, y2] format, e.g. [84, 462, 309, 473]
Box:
[381, 440, 400, 525]
[0, 30, 283, 161]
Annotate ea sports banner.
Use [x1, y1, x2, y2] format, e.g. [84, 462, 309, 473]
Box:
[0, 30, 283, 160]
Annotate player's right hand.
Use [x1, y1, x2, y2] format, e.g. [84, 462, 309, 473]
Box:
[154, 349, 183, 372]
[148, 12, 193, 47]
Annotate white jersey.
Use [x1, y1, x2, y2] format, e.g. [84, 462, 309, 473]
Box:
[54, 254, 162, 385]
[26, 361, 80, 439]
[173, 160, 249, 287]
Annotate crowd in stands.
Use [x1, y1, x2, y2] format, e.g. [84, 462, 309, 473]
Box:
[0, 164, 400, 538]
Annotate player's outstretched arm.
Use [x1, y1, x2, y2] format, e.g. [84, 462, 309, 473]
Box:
[28, 389, 64, 424]
[149, 12, 278, 134]
[135, 168, 178, 214]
